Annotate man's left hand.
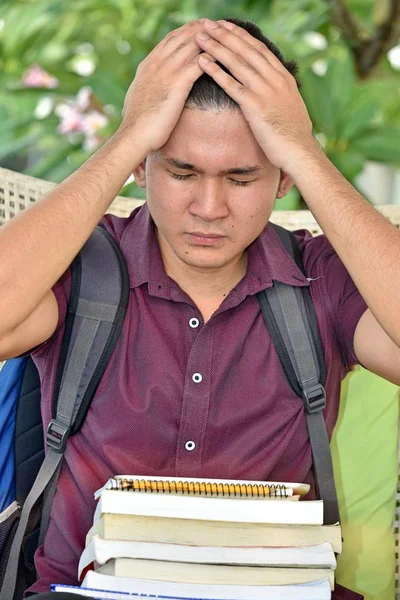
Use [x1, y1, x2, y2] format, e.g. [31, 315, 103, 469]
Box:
[196, 19, 316, 172]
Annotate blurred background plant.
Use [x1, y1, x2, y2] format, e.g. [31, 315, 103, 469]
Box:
[1, 0, 400, 208]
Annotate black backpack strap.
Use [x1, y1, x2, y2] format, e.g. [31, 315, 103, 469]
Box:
[14, 358, 43, 508]
[1, 226, 129, 600]
[258, 223, 339, 525]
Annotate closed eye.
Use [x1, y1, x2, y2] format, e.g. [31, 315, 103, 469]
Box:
[170, 173, 252, 186]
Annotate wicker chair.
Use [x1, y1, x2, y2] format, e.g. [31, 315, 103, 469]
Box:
[1, 166, 400, 598]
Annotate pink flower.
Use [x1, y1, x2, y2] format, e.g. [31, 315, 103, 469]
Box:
[22, 64, 59, 89]
[55, 103, 85, 135]
[55, 88, 109, 150]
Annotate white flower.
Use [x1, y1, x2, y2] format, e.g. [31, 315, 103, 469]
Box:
[303, 32, 328, 51]
[72, 57, 96, 77]
[76, 86, 92, 111]
[311, 59, 328, 77]
[388, 45, 400, 70]
[34, 96, 55, 119]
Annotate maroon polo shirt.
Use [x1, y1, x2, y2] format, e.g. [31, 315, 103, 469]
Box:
[26, 203, 367, 594]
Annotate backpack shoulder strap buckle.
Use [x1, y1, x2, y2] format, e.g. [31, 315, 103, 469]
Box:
[46, 419, 70, 453]
[302, 383, 326, 415]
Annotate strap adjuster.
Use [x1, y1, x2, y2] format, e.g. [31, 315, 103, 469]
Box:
[302, 384, 326, 414]
[46, 419, 70, 453]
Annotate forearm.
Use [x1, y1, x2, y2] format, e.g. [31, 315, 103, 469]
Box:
[287, 140, 400, 347]
[0, 125, 145, 337]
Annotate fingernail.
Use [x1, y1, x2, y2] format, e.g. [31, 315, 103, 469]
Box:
[204, 19, 219, 29]
[197, 32, 210, 40]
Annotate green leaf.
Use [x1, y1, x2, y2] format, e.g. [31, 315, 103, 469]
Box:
[0, 134, 39, 160]
[301, 68, 338, 138]
[352, 127, 400, 164]
[327, 148, 365, 181]
[324, 51, 355, 119]
[340, 99, 378, 141]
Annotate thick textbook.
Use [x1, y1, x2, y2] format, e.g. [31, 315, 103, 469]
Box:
[86, 513, 342, 553]
[78, 535, 336, 579]
[94, 491, 322, 525]
[72, 571, 332, 599]
[95, 558, 334, 589]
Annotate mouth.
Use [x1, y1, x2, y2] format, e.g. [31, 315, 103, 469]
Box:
[188, 232, 225, 238]
[186, 232, 226, 246]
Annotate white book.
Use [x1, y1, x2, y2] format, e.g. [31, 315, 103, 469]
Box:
[95, 559, 334, 589]
[78, 535, 336, 580]
[72, 571, 332, 599]
[94, 490, 323, 526]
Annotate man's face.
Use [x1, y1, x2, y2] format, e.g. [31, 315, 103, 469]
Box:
[134, 108, 292, 274]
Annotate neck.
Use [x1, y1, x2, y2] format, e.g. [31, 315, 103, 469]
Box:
[156, 231, 247, 302]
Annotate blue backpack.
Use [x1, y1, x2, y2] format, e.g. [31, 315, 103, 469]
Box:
[0, 222, 337, 600]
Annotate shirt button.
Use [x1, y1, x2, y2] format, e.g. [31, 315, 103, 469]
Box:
[189, 318, 200, 329]
[185, 440, 196, 451]
[192, 373, 203, 383]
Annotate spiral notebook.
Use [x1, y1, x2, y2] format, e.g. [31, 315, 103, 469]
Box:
[95, 475, 310, 499]
[93, 476, 322, 526]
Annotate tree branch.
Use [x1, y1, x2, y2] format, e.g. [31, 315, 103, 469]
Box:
[327, 0, 400, 78]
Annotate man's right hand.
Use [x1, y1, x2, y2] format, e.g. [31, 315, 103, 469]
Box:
[120, 20, 213, 155]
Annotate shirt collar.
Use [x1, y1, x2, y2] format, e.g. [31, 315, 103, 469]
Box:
[118, 204, 309, 299]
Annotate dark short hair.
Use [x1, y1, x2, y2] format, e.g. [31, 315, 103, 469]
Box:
[185, 17, 300, 111]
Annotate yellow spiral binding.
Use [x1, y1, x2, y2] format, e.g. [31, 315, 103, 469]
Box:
[111, 478, 288, 498]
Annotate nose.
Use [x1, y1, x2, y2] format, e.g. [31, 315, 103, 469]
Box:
[189, 178, 230, 222]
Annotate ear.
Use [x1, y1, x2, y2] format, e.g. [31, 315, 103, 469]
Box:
[132, 159, 147, 188]
[276, 170, 294, 199]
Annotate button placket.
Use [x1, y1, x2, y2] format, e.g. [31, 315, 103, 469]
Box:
[176, 319, 213, 477]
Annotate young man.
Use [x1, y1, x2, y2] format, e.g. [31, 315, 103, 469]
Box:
[0, 17, 399, 597]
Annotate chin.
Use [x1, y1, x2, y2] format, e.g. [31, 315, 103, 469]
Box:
[178, 249, 230, 270]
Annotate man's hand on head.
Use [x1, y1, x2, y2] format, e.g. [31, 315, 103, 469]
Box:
[119, 19, 215, 157]
[195, 19, 317, 173]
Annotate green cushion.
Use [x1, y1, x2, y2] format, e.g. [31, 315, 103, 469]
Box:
[331, 367, 399, 600]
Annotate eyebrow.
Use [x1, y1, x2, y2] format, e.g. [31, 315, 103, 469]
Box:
[164, 157, 262, 176]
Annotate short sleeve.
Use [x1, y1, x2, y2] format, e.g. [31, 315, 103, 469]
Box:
[22, 267, 71, 359]
[295, 230, 368, 369]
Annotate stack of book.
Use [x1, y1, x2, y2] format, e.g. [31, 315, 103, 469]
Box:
[51, 475, 342, 600]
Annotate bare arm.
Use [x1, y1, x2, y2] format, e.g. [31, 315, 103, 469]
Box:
[0, 19, 210, 357]
[0, 129, 145, 343]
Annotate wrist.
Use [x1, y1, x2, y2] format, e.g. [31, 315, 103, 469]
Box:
[282, 136, 325, 180]
[114, 122, 149, 163]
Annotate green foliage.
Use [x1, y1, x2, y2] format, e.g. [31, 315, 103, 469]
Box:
[0, 0, 399, 203]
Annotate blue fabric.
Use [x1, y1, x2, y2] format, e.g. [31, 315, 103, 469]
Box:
[0, 358, 27, 511]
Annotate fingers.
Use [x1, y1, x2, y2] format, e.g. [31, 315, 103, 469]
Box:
[196, 22, 275, 88]
[216, 20, 291, 77]
[196, 28, 265, 90]
[159, 19, 206, 62]
[197, 56, 248, 105]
